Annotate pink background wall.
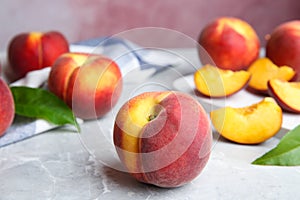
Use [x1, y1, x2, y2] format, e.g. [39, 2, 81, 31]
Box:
[1, 0, 300, 50]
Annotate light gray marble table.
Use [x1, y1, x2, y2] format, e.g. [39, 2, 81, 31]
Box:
[1, 48, 300, 200]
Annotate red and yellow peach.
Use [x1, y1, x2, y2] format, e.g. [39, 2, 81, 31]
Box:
[8, 31, 69, 81]
[266, 20, 300, 81]
[113, 91, 212, 188]
[48, 52, 122, 120]
[198, 17, 260, 71]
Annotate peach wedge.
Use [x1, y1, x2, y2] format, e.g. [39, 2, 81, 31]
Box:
[248, 58, 295, 93]
[268, 79, 300, 113]
[194, 64, 251, 97]
[210, 97, 282, 144]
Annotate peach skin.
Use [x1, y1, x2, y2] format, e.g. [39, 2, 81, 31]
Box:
[113, 91, 212, 188]
[8, 31, 69, 81]
[266, 20, 300, 81]
[48, 52, 122, 120]
[0, 78, 15, 137]
[198, 17, 260, 71]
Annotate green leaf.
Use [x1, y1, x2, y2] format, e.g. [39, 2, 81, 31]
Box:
[252, 125, 300, 166]
[10, 86, 80, 132]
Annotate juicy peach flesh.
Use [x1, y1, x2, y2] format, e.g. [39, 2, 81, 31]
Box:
[210, 97, 282, 144]
[268, 79, 300, 113]
[194, 64, 251, 97]
[248, 58, 295, 93]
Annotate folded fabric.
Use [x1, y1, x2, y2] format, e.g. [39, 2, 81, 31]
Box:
[0, 37, 181, 147]
[73, 37, 182, 74]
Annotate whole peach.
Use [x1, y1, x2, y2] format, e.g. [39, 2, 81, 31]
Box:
[113, 91, 212, 188]
[198, 17, 260, 71]
[0, 78, 15, 137]
[48, 52, 122, 120]
[8, 31, 69, 81]
[266, 20, 300, 80]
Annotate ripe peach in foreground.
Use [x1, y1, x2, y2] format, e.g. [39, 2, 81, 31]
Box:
[0, 78, 15, 137]
[210, 97, 282, 144]
[48, 52, 122, 120]
[247, 58, 295, 94]
[194, 64, 251, 97]
[268, 79, 300, 113]
[266, 20, 300, 81]
[8, 31, 69, 81]
[113, 91, 212, 188]
[198, 17, 260, 71]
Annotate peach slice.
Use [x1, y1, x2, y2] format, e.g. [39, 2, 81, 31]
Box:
[210, 97, 282, 144]
[194, 64, 251, 97]
[247, 58, 295, 93]
[268, 79, 300, 113]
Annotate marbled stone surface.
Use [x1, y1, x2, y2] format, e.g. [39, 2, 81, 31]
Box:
[1, 124, 300, 200]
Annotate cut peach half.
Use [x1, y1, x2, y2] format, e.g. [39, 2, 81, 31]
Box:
[210, 97, 282, 144]
[268, 79, 300, 113]
[194, 64, 251, 97]
[247, 58, 295, 93]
